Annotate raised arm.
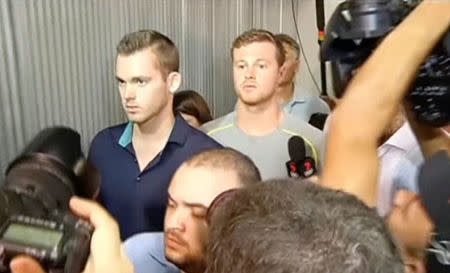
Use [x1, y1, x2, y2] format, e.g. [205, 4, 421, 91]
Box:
[321, 1, 450, 206]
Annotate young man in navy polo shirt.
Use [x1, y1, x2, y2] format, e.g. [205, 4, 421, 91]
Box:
[88, 30, 221, 239]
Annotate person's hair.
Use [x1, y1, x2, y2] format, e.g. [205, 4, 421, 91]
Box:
[231, 29, 285, 66]
[116, 29, 179, 78]
[173, 90, 213, 125]
[275, 33, 300, 60]
[184, 148, 261, 187]
[206, 179, 404, 273]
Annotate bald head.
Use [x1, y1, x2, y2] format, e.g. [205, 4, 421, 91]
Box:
[182, 147, 261, 186]
[164, 148, 260, 273]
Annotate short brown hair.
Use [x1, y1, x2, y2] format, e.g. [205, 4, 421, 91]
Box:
[185, 148, 261, 187]
[173, 90, 213, 125]
[275, 33, 300, 60]
[116, 29, 179, 78]
[231, 29, 285, 66]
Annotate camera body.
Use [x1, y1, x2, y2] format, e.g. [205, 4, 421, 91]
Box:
[0, 204, 92, 273]
[321, 0, 449, 127]
[0, 127, 99, 273]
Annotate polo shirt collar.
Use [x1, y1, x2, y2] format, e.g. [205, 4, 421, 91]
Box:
[168, 115, 189, 145]
[117, 115, 189, 148]
[283, 87, 307, 108]
[380, 122, 415, 151]
[118, 122, 133, 147]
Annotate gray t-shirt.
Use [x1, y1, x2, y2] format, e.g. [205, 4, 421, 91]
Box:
[201, 111, 324, 180]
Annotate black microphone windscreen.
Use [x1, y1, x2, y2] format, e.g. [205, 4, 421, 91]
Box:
[288, 136, 306, 162]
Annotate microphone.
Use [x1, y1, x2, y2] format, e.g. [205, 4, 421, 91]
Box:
[286, 136, 316, 178]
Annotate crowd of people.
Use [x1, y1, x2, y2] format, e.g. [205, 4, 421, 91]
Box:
[7, 1, 450, 273]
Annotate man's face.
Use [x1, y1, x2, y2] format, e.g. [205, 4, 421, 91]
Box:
[164, 165, 242, 272]
[386, 190, 434, 269]
[233, 41, 282, 106]
[279, 43, 299, 85]
[116, 48, 171, 125]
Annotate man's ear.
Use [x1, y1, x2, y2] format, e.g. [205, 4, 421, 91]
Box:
[167, 72, 182, 94]
[277, 64, 287, 85]
[294, 59, 300, 74]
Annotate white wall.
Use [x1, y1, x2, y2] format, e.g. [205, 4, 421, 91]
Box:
[296, 0, 345, 96]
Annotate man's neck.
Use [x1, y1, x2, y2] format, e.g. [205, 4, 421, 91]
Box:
[236, 98, 284, 136]
[277, 82, 295, 104]
[132, 107, 175, 147]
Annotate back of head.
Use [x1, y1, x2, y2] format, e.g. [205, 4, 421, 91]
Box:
[184, 148, 261, 187]
[116, 29, 179, 78]
[206, 179, 404, 273]
[275, 33, 300, 60]
[173, 90, 213, 125]
[231, 29, 285, 66]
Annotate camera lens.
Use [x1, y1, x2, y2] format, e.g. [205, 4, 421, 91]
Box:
[3, 127, 95, 212]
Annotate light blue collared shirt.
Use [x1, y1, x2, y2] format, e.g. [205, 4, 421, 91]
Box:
[283, 86, 330, 122]
[377, 122, 424, 216]
[124, 232, 180, 273]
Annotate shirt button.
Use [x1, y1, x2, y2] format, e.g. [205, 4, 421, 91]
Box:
[136, 176, 141, 181]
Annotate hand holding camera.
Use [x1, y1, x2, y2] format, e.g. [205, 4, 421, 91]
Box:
[8, 197, 133, 273]
[0, 127, 116, 273]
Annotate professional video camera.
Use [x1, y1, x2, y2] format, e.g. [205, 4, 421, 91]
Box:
[0, 127, 100, 273]
[321, 0, 449, 127]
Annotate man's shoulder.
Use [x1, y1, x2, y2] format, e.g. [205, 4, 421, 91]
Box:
[282, 112, 323, 138]
[91, 122, 128, 144]
[201, 112, 235, 136]
[183, 123, 222, 149]
[124, 232, 180, 273]
[89, 123, 129, 155]
[289, 89, 331, 118]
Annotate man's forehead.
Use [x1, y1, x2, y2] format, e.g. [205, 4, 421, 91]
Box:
[233, 42, 277, 59]
[116, 48, 161, 74]
[168, 165, 241, 204]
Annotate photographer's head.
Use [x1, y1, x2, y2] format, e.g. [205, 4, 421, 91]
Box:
[387, 190, 433, 273]
[116, 30, 181, 125]
[164, 148, 260, 273]
[206, 179, 403, 273]
[387, 151, 450, 273]
[231, 29, 286, 107]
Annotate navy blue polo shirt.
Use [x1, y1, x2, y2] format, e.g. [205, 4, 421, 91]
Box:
[88, 115, 221, 239]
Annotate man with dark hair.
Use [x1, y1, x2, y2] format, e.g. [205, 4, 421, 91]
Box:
[124, 147, 261, 273]
[275, 33, 330, 122]
[202, 29, 323, 180]
[88, 29, 221, 239]
[206, 179, 403, 273]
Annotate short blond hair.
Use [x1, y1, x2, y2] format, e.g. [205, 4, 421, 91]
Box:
[275, 33, 300, 60]
[231, 29, 285, 66]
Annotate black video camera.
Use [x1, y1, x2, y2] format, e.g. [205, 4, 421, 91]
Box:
[321, 0, 450, 127]
[0, 127, 100, 273]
